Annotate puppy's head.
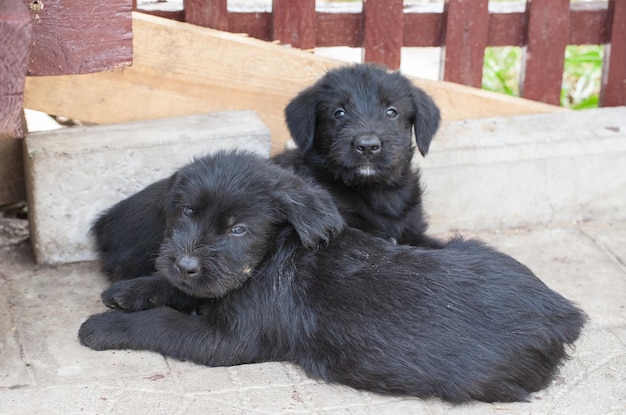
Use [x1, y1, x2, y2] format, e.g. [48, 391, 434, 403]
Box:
[285, 64, 441, 185]
[155, 151, 344, 298]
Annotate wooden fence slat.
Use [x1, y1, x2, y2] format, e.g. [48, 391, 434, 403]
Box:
[601, 0, 626, 106]
[317, 12, 362, 48]
[403, 11, 443, 48]
[363, 0, 403, 69]
[487, 11, 525, 47]
[569, 1, 608, 45]
[184, 0, 228, 31]
[441, 0, 489, 88]
[229, 12, 271, 41]
[272, 0, 316, 49]
[519, 0, 570, 105]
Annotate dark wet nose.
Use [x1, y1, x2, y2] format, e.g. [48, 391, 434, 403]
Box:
[175, 255, 200, 277]
[355, 135, 381, 156]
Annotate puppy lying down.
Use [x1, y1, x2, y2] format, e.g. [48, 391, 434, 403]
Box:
[79, 151, 587, 403]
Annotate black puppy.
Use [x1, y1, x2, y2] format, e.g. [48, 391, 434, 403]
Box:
[79, 151, 587, 404]
[92, 64, 441, 282]
[273, 64, 442, 246]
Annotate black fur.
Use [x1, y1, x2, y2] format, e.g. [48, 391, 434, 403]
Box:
[79, 151, 587, 404]
[91, 178, 170, 281]
[274, 64, 441, 246]
[92, 64, 442, 282]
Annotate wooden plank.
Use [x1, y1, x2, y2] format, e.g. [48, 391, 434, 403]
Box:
[23, 0, 132, 76]
[317, 12, 361, 47]
[487, 11, 525, 47]
[363, 0, 403, 69]
[403, 11, 443, 48]
[569, 1, 608, 45]
[441, 0, 489, 88]
[519, 0, 570, 105]
[184, 0, 228, 30]
[601, 0, 626, 106]
[23, 13, 565, 157]
[229, 12, 272, 41]
[272, 0, 316, 49]
[0, 0, 31, 205]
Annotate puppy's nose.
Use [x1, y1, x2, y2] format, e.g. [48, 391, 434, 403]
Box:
[175, 255, 200, 277]
[355, 135, 381, 156]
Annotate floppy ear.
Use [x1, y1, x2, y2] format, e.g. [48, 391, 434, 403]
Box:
[411, 86, 441, 157]
[272, 170, 345, 249]
[285, 86, 318, 153]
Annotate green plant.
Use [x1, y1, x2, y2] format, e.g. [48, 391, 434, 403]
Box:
[482, 46, 521, 97]
[481, 44, 603, 109]
[561, 45, 603, 109]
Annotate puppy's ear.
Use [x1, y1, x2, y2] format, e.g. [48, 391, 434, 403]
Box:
[285, 86, 317, 153]
[273, 172, 345, 249]
[411, 86, 441, 157]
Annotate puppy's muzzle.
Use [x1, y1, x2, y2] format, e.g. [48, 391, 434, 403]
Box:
[175, 254, 201, 278]
[355, 135, 381, 157]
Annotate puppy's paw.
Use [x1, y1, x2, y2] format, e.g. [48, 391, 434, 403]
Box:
[102, 276, 169, 311]
[78, 311, 132, 351]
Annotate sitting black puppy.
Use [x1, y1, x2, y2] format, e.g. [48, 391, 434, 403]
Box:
[92, 64, 442, 282]
[79, 150, 587, 404]
[273, 63, 442, 247]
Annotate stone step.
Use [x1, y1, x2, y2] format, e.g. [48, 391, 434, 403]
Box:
[23, 111, 270, 264]
[421, 107, 626, 233]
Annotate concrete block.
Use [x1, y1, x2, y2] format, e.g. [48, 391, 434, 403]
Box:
[420, 107, 626, 233]
[24, 111, 270, 264]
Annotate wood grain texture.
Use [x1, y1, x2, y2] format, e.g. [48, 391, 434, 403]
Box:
[363, 0, 403, 69]
[441, 0, 489, 88]
[23, 13, 565, 157]
[520, 0, 570, 105]
[601, 0, 626, 106]
[1, 0, 32, 204]
[272, 0, 316, 49]
[23, 0, 132, 75]
[185, 0, 228, 30]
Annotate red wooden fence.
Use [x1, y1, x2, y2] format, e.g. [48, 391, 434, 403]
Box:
[135, 0, 626, 107]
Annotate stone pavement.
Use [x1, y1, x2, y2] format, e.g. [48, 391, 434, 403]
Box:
[1, 216, 625, 415]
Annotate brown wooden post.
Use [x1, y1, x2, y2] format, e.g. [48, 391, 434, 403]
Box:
[600, 0, 626, 107]
[185, 0, 229, 31]
[24, 0, 132, 76]
[519, 0, 570, 105]
[272, 0, 316, 49]
[362, 0, 403, 69]
[440, 0, 489, 88]
[0, 0, 32, 205]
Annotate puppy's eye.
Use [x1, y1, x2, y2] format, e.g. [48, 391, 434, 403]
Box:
[334, 108, 346, 119]
[182, 206, 194, 216]
[230, 225, 247, 236]
[386, 107, 398, 118]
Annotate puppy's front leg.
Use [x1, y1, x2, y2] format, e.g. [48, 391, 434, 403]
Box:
[78, 307, 257, 366]
[102, 275, 203, 313]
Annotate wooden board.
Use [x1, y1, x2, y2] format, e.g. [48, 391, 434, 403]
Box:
[0, 0, 31, 205]
[441, 0, 489, 88]
[601, 0, 626, 106]
[24, 13, 566, 156]
[23, 0, 133, 76]
[520, 0, 570, 105]
[363, 0, 403, 69]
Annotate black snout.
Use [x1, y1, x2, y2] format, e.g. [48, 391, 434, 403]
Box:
[355, 135, 381, 156]
[175, 255, 200, 277]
